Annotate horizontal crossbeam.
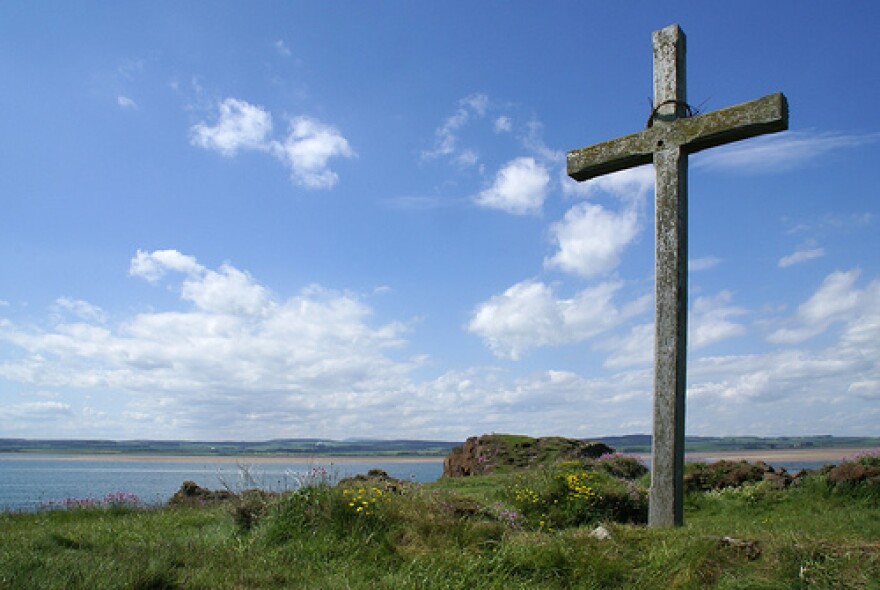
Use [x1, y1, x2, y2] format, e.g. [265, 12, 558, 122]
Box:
[566, 92, 788, 182]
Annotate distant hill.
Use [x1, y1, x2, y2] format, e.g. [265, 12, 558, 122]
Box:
[0, 435, 877, 458]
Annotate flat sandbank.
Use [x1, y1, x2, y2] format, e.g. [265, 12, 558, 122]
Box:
[636, 447, 879, 463]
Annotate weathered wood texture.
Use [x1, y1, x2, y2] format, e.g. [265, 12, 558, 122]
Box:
[565, 23, 788, 527]
[566, 93, 788, 181]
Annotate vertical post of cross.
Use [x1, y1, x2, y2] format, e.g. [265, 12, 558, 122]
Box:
[649, 24, 688, 528]
[565, 23, 787, 528]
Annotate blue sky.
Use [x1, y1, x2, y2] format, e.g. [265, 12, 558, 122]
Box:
[1, 2, 878, 441]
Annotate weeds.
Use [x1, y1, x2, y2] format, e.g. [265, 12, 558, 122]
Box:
[499, 460, 648, 530]
[2, 459, 879, 588]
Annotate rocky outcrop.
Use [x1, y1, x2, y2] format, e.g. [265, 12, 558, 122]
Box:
[442, 434, 614, 478]
[168, 480, 234, 506]
[827, 462, 880, 487]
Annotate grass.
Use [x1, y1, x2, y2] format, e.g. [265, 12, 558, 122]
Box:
[1, 456, 878, 589]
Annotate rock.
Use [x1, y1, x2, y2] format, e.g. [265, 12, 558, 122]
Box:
[827, 462, 880, 486]
[762, 470, 793, 489]
[719, 536, 762, 560]
[337, 469, 409, 493]
[168, 480, 234, 506]
[684, 460, 768, 492]
[442, 434, 614, 478]
[589, 525, 612, 540]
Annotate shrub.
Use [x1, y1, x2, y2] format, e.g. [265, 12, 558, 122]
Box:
[231, 488, 277, 533]
[500, 462, 647, 530]
[40, 492, 144, 513]
[684, 460, 766, 492]
[595, 452, 649, 480]
[824, 452, 880, 499]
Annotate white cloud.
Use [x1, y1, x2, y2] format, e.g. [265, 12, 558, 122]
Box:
[494, 115, 512, 133]
[117, 96, 137, 110]
[130, 250, 270, 316]
[544, 201, 640, 278]
[562, 165, 654, 201]
[462, 94, 489, 116]
[2, 253, 877, 439]
[598, 291, 745, 369]
[130, 249, 204, 283]
[190, 98, 273, 156]
[599, 322, 653, 369]
[269, 116, 355, 189]
[467, 279, 639, 360]
[423, 93, 489, 162]
[474, 157, 549, 215]
[190, 99, 354, 189]
[696, 130, 880, 173]
[689, 256, 721, 272]
[0, 251, 417, 438]
[690, 291, 747, 349]
[0, 401, 73, 421]
[54, 297, 106, 323]
[768, 269, 863, 344]
[778, 247, 825, 268]
[182, 264, 270, 316]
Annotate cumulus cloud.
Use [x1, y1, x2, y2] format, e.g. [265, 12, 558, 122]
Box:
[54, 297, 106, 323]
[269, 116, 355, 189]
[130, 249, 203, 282]
[190, 98, 354, 189]
[190, 98, 273, 156]
[778, 247, 825, 268]
[467, 279, 642, 360]
[768, 269, 863, 344]
[544, 201, 640, 278]
[690, 291, 747, 349]
[0, 250, 418, 438]
[1, 253, 879, 438]
[0, 401, 73, 421]
[598, 322, 653, 369]
[474, 157, 550, 215]
[562, 165, 654, 201]
[598, 291, 745, 369]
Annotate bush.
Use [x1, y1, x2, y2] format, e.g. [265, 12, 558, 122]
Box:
[499, 462, 647, 530]
[595, 453, 649, 480]
[684, 460, 766, 492]
[825, 451, 880, 499]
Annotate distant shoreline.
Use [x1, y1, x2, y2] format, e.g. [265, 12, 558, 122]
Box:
[2, 446, 876, 465]
[638, 447, 879, 463]
[0, 453, 444, 464]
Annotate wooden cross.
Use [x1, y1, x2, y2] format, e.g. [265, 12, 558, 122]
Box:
[567, 24, 788, 527]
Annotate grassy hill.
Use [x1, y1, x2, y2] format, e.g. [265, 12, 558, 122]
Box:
[2, 450, 878, 588]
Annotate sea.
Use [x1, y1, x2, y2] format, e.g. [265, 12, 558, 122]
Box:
[0, 455, 444, 513]
[0, 454, 842, 513]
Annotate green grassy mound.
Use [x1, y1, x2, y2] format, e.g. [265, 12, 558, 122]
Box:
[2, 452, 878, 588]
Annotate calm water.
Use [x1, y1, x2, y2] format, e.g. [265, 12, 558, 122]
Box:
[0, 454, 839, 513]
[0, 455, 444, 512]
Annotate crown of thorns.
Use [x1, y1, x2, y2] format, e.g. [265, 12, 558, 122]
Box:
[646, 99, 696, 128]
